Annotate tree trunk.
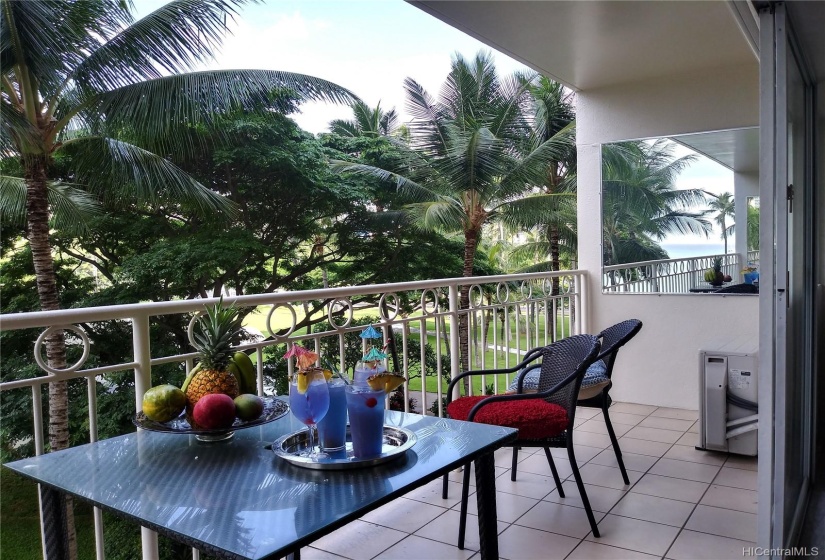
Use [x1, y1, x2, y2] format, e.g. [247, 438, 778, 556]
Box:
[459, 229, 480, 392]
[24, 155, 78, 559]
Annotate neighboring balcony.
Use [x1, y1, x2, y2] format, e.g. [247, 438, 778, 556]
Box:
[602, 253, 743, 294]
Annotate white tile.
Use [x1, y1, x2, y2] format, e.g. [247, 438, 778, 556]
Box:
[414, 509, 508, 552]
[406, 478, 465, 508]
[650, 407, 699, 421]
[458, 490, 539, 523]
[663, 445, 728, 466]
[624, 426, 683, 444]
[576, 407, 602, 419]
[302, 548, 350, 560]
[576, 463, 641, 490]
[675, 432, 699, 447]
[573, 430, 614, 449]
[495, 469, 559, 500]
[714, 467, 758, 491]
[544, 480, 627, 513]
[616, 437, 672, 458]
[668, 530, 755, 560]
[604, 411, 648, 426]
[631, 474, 709, 503]
[444, 465, 508, 487]
[577, 419, 633, 437]
[589, 449, 658, 473]
[648, 458, 721, 483]
[513, 501, 604, 539]
[638, 416, 695, 432]
[360, 497, 446, 533]
[700, 485, 758, 514]
[688, 421, 699, 434]
[498, 524, 580, 560]
[685, 505, 758, 542]
[378, 535, 476, 560]
[724, 454, 758, 472]
[311, 520, 406, 560]
[517, 452, 574, 480]
[494, 447, 520, 469]
[610, 492, 695, 527]
[584, 514, 680, 556]
[610, 403, 658, 416]
[550, 444, 604, 464]
[567, 541, 659, 560]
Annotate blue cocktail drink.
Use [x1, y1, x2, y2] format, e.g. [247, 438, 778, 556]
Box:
[345, 385, 385, 458]
[289, 369, 330, 459]
[318, 379, 347, 452]
[353, 361, 386, 386]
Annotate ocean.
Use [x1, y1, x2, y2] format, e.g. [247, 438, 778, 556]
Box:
[659, 243, 727, 260]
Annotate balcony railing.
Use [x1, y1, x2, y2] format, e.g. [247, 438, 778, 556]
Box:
[747, 250, 760, 267]
[602, 253, 741, 293]
[0, 270, 586, 560]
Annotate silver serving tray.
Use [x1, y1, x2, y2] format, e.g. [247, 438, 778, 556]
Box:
[272, 426, 416, 470]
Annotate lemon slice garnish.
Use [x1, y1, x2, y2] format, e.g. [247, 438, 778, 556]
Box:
[367, 372, 406, 393]
[296, 371, 309, 394]
[322, 369, 333, 381]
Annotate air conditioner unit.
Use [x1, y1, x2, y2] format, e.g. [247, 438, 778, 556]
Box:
[698, 337, 758, 456]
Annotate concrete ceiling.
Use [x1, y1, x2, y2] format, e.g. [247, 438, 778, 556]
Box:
[672, 127, 760, 174]
[412, 1, 758, 91]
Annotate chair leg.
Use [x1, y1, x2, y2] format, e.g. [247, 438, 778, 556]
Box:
[442, 473, 450, 499]
[567, 441, 600, 538]
[457, 464, 472, 549]
[543, 448, 565, 496]
[602, 401, 630, 485]
[511, 447, 519, 481]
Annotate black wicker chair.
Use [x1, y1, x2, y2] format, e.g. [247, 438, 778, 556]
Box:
[713, 282, 759, 294]
[444, 334, 602, 546]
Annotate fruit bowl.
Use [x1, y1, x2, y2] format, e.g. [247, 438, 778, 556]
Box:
[134, 396, 289, 442]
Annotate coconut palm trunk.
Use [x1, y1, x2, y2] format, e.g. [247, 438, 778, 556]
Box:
[24, 154, 77, 557]
[458, 228, 480, 391]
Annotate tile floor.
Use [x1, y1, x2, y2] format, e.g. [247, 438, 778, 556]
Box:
[304, 403, 758, 560]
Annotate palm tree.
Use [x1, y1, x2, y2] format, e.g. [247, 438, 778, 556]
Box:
[330, 100, 399, 137]
[2, 2, 353, 553]
[601, 140, 712, 266]
[333, 52, 572, 373]
[705, 191, 736, 254]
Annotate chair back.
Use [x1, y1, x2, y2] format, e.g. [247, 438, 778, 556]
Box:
[597, 319, 643, 379]
[536, 334, 601, 419]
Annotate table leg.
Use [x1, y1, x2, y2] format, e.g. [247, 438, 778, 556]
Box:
[473, 452, 499, 560]
[39, 485, 69, 560]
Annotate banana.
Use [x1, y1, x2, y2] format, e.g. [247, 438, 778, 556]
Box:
[180, 363, 202, 393]
[232, 351, 257, 394]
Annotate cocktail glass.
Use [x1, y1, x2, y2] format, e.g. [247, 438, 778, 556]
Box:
[345, 385, 386, 458]
[353, 361, 386, 386]
[317, 378, 347, 453]
[289, 369, 330, 459]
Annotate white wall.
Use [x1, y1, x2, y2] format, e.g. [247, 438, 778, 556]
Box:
[577, 64, 760, 409]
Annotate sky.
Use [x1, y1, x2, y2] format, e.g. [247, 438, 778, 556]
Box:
[133, 0, 733, 259]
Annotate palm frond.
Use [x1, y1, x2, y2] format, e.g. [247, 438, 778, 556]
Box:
[494, 193, 576, 230]
[498, 123, 575, 196]
[57, 136, 237, 218]
[72, 0, 250, 92]
[93, 69, 356, 153]
[0, 174, 102, 233]
[1, 98, 40, 153]
[329, 160, 443, 203]
[405, 199, 465, 232]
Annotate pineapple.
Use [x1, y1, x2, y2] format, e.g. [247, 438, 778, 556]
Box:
[183, 299, 244, 413]
[711, 257, 725, 285]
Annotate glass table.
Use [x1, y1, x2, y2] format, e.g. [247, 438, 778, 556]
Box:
[4, 406, 517, 560]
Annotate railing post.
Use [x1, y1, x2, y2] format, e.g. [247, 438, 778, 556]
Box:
[132, 313, 159, 560]
[578, 272, 589, 336]
[448, 284, 461, 401]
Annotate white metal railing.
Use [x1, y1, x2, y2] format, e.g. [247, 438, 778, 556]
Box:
[0, 269, 586, 560]
[602, 253, 740, 293]
[747, 250, 760, 267]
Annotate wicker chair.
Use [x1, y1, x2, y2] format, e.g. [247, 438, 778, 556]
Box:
[444, 334, 602, 546]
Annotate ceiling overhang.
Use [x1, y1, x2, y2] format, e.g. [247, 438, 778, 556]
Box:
[411, 1, 758, 91]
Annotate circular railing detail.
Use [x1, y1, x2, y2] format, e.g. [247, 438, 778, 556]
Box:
[266, 303, 298, 340]
[378, 293, 400, 321]
[420, 289, 440, 315]
[34, 325, 90, 375]
[327, 298, 354, 329]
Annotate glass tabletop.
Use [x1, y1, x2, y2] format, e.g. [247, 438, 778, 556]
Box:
[5, 404, 516, 560]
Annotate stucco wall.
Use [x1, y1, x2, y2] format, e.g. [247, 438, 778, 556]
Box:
[577, 64, 760, 409]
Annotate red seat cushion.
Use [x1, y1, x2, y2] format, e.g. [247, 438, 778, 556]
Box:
[446, 396, 569, 440]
